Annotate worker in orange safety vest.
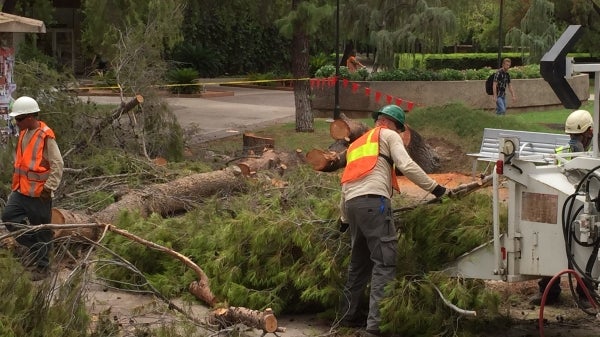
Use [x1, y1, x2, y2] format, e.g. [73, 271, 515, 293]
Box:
[337, 104, 449, 336]
[2, 96, 64, 281]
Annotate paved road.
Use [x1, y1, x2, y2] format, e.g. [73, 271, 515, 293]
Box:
[80, 85, 295, 142]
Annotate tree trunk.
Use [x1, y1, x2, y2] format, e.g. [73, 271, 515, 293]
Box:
[52, 208, 101, 241]
[207, 307, 284, 333]
[94, 167, 246, 224]
[291, 0, 313, 132]
[404, 126, 440, 173]
[329, 112, 370, 142]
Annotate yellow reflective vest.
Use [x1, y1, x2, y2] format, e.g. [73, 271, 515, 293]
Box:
[341, 127, 400, 192]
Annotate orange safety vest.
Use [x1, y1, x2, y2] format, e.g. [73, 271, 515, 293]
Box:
[12, 121, 55, 197]
[341, 126, 400, 191]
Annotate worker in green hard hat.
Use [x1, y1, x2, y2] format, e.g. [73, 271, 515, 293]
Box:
[337, 104, 449, 336]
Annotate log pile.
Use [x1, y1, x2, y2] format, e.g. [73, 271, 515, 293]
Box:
[306, 113, 441, 173]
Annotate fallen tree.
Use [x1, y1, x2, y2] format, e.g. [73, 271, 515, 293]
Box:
[86, 167, 246, 224]
[63, 94, 145, 158]
[0, 221, 289, 333]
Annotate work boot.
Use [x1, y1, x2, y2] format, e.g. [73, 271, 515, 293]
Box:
[529, 292, 559, 306]
[340, 318, 366, 328]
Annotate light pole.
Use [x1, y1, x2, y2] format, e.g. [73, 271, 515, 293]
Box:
[497, 0, 504, 68]
[334, 0, 340, 120]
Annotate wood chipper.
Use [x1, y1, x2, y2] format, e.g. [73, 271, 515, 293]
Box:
[446, 25, 600, 333]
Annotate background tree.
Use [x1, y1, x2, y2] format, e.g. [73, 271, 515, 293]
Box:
[505, 0, 558, 64]
[441, 0, 497, 52]
[551, 0, 600, 55]
[173, 0, 291, 77]
[277, 1, 334, 132]
[81, 0, 186, 160]
[81, 0, 184, 74]
[337, 0, 457, 71]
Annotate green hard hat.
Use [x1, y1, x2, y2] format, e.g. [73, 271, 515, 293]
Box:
[372, 104, 405, 131]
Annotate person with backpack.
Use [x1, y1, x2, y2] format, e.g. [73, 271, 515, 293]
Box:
[492, 58, 516, 115]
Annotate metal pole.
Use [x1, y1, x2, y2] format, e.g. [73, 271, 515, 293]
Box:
[334, 0, 340, 120]
[497, 0, 504, 68]
[594, 71, 599, 158]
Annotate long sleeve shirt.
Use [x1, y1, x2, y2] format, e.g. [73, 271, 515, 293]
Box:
[339, 128, 438, 222]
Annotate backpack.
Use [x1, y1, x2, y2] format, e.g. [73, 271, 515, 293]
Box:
[485, 73, 495, 95]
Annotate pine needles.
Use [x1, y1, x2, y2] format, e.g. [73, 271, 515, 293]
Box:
[94, 165, 509, 336]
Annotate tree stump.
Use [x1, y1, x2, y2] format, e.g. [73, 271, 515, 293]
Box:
[243, 133, 274, 155]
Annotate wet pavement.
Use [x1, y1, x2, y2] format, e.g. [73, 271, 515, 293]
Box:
[79, 85, 296, 142]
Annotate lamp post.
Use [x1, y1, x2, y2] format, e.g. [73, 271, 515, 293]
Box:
[497, 0, 504, 68]
[334, 0, 340, 120]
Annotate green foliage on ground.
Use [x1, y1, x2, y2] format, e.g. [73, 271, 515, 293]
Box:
[3, 57, 591, 335]
[98, 170, 505, 336]
[0, 251, 90, 337]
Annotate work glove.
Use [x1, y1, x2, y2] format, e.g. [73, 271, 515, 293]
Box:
[431, 185, 447, 199]
[40, 187, 52, 201]
[338, 218, 350, 233]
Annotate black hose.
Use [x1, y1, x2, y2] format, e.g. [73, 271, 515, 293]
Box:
[560, 165, 600, 314]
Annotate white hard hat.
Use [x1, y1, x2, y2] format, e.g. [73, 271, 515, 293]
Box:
[565, 109, 593, 134]
[9, 96, 40, 117]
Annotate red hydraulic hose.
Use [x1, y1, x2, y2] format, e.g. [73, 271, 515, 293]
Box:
[538, 269, 597, 337]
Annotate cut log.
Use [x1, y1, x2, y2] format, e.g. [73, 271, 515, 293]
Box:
[52, 208, 100, 241]
[242, 133, 274, 155]
[305, 139, 348, 172]
[207, 307, 282, 333]
[94, 167, 246, 224]
[48, 169, 245, 239]
[309, 124, 441, 174]
[236, 149, 305, 177]
[330, 113, 370, 142]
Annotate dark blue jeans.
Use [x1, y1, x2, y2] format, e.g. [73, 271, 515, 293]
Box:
[2, 191, 53, 268]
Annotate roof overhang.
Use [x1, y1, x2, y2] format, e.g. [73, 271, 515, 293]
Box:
[0, 12, 46, 33]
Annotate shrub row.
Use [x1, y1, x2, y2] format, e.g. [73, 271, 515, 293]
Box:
[315, 64, 542, 81]
[403, 52, 593, 70]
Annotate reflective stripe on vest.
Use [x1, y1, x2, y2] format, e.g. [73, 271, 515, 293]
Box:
[341, 127, 400, 191]
[555, 144, 573, 161]
[12, 121, 54, 197]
